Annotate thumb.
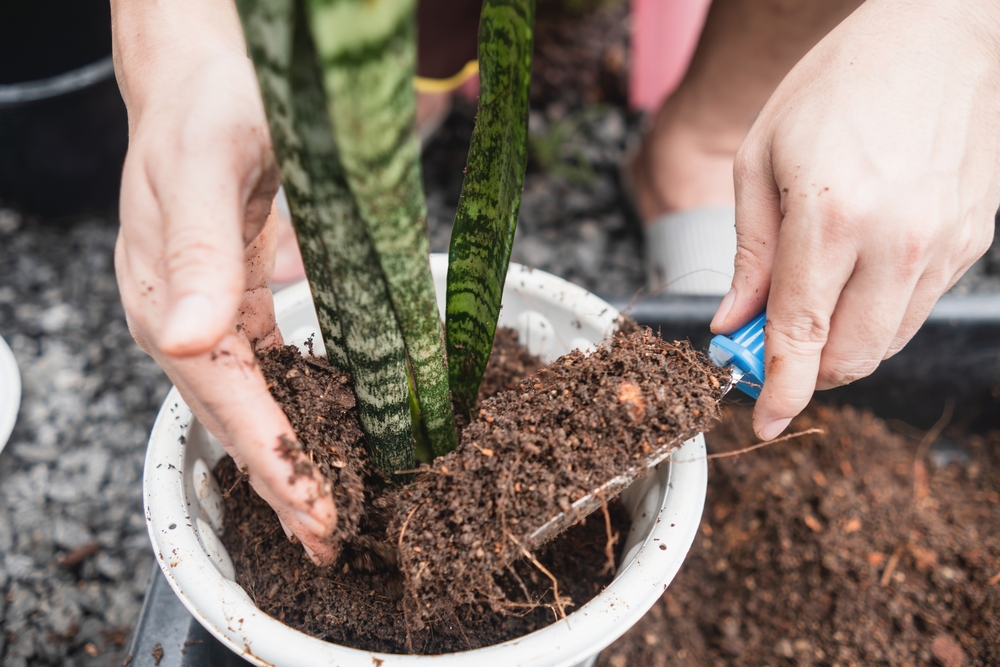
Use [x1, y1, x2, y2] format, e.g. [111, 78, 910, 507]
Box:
[155, 153, 249, 357]
[711, 138, 782, 334]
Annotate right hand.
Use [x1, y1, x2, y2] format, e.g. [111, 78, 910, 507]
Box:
[111, 0, 339, 564]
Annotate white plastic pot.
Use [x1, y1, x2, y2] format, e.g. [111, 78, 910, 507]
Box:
[0, 333, 20, 453]
[144, 255, 708, 667]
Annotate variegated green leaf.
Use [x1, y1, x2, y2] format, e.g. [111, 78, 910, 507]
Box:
[445, 0, 535, 417]
[304, 0, 458, 458]
[237, 0, 415, 476]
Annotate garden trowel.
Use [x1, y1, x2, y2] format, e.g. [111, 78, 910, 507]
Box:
[528, 312, 767, 545]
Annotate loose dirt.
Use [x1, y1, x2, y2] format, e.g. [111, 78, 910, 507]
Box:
[217, 326, 724, 653]
[596, 404, 1000, 666]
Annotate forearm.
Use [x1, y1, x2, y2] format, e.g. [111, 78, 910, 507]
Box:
[111, 0, 248, 116]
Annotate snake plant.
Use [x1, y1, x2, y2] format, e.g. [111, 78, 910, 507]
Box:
[237, 0, 534, 477]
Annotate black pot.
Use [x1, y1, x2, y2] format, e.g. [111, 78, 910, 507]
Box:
[0, 1, 128, 217]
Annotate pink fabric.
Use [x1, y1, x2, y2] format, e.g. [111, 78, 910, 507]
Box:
[629, 0, 712, 111]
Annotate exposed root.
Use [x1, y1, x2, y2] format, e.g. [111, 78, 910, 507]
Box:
[397, 505, 419, 550]
[506, 563, 533, 604]
[913, 401, 954, 501]
[672, 428, 827, 463]
[507, 531, 569, 621]
[881, 546, 904, 587]
[223, 468, 249, 499]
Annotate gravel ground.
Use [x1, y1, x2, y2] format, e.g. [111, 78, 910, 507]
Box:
[0, 211, 171, 667]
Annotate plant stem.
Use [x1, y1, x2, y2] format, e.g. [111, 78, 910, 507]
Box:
[238, 0, 415, 477]
[445, 0, 536, 418]
[305, 0, 458, 458]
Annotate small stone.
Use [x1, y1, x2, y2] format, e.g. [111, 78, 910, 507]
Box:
[4, 554, 36, 580]
[38, 303, 74, 333]
[931, 634, 967, 667]
[94, 552, 127, 581]
[53, 517, 95, 550]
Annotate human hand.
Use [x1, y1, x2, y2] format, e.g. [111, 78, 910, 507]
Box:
[111, 0, 338, 564]
[711, 0, 1000, 440]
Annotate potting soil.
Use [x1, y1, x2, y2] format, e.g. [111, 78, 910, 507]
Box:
[216, 325, 725, 653]
[596, 404, 1000, 666]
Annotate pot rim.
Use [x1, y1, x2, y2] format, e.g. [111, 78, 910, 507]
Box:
[0, 55, 115, 106]
[0, 333, 19, 453]
[144, 259, 708, 666]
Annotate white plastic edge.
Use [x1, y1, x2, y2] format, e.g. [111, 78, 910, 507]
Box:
[0, 334, 21, 452]
[144, 257, 708, 667]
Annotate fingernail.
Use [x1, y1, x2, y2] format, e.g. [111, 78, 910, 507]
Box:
[161, 293, 216, 352]
[278, 516, 294, 541]
[759, 417, 792, 441]
[302, 543, 320, 565]
[294, 509, 330, 536]
[710, 288, 736, 333]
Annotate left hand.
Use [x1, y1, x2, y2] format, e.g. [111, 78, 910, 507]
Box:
[711, 0, 1000, 440]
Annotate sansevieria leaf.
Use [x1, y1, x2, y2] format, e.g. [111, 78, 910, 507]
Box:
[305, 0, 457, 458]
[237, 0, 415, 477]
[445, 0, 535, 417]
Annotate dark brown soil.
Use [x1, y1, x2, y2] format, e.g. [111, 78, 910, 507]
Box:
[216, 327, 646, 653]
[475, 326, 544, 402]
[257, 346, 369, 547]
[216, 455, 628, 654]
[392, 328, 726, 626]
[596, 404, 1000, 666]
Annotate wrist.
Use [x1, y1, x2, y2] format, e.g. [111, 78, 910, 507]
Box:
[111, 0, 248, 118]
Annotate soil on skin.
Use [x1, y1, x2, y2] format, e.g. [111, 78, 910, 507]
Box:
[216, 328, 645, 653]
[596, 405, 1000, 666]
[392, 328, 727, 626]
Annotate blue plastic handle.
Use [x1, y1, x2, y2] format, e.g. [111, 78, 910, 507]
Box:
[708, 311, 766, 399]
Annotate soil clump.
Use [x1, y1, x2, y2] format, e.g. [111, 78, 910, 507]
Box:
[217, 326, 725, 652]
[392, 328, 726, 626]
[596, 404, 1000, 666]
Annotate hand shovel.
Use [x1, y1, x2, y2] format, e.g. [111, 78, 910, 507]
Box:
[527, 312, 767, 545]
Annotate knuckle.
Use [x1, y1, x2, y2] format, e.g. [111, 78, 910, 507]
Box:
[732, 149, 754, 186]
[165, 235, 239, 285]
[900, 226, 936, 267]
[766, 310, 830, 352]
[732, 240, 768, 276]
[819, 356, 879, 387]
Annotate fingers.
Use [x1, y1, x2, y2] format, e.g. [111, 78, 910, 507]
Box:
[752, 204, 856, 440]
[712, 136, 783, 334]
[153, 148, 254, 357]
[164, 331, 340, 566]
[814, 247, 917, 390]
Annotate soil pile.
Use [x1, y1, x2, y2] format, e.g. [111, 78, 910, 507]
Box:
[218, 327, 724, 653]
[392, 328, 726, 626]
[597, 405, 1000, 666]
